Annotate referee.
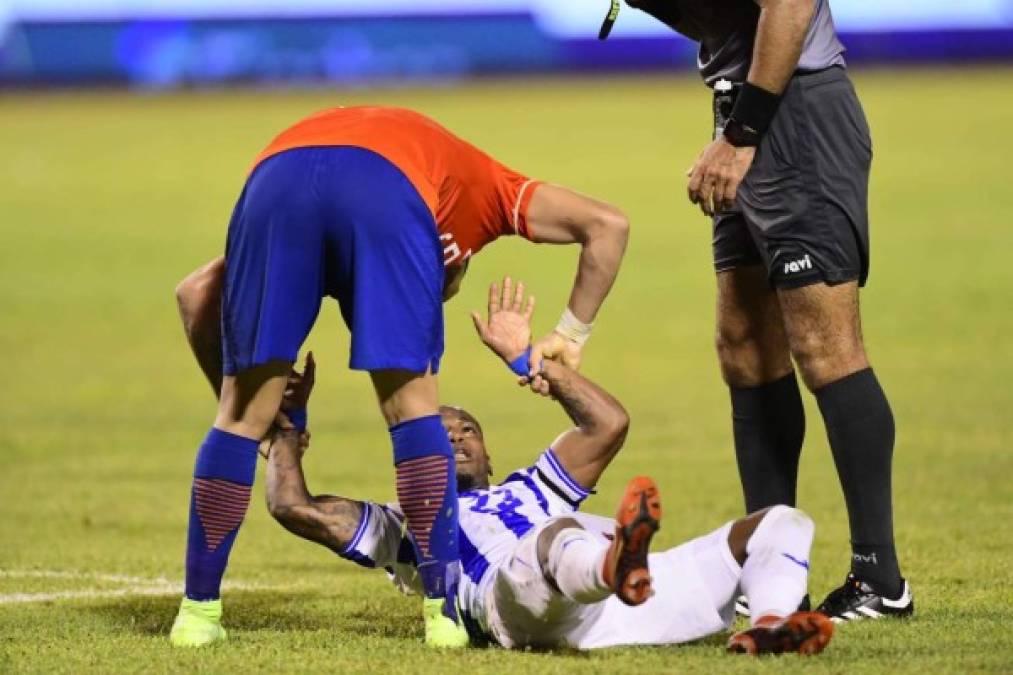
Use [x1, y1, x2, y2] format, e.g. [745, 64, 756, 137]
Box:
[621, 0, 913, 621]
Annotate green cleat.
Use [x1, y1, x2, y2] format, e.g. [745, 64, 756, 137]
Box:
[423, 597, 470, 648]
[169, 598, 227, 648]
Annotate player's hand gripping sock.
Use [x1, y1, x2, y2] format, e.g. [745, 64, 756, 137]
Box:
[390, 415, 468, 648]
[171, 428, 258, 647]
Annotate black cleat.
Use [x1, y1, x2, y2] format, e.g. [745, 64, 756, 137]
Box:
[816, 574, 914, 623]
[735, 594, 810, 618]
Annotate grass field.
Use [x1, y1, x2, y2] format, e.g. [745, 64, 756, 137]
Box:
[1, 67, 1012, 673]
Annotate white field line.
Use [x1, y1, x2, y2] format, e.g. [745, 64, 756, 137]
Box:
[0, 569, 275, 605]
[0, 570, 175, 585]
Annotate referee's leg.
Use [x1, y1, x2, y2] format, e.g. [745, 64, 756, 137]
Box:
[777, 281, 904, 598]
[715, 265, 805, 512]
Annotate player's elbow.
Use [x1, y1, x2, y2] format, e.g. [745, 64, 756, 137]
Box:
[267, 499, 300, 529]
[596, 404, 630, 448]
[577, 202, 629, 247]
[595, 204, 630, 243]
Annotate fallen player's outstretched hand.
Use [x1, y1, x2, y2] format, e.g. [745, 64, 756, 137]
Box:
[471, 276, 535, 365]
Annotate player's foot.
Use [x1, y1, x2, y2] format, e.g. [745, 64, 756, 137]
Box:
[816, 574, 914, 623]
[423, 597, 470, 648]
[735, 593, 811, 618]
[603, 476, 662, 606]
[727, 611, 834, 656]
[169, 598, 227, 648]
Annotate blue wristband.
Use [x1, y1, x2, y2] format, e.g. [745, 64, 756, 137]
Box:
[508, 348, 533, 377]
[287, 407, 308, 432]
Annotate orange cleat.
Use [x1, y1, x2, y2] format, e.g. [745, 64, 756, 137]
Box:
[602, 476, 662, 606]
[727, 611, 834, 656]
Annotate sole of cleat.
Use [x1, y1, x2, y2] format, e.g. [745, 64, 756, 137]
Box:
[727, 611, 834, 656]
[606, 476, 662, 606]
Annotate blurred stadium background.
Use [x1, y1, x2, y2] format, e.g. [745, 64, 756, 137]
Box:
[2, 0, 1013, 85]
[2, 1, 1012, 673]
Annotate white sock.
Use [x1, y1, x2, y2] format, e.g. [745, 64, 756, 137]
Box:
[546, 528, 612, 604]
[739, 505, 814, 626]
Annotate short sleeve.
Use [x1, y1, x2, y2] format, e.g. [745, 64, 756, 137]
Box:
[494, 163, 542, 240]
[530, 448, 594, 513]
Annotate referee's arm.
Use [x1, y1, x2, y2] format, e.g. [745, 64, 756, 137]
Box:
[687, 0, 816, 216]
[749, 0, 816, 94]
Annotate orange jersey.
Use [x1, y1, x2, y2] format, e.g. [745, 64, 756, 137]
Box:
[251, 106, 541, 266]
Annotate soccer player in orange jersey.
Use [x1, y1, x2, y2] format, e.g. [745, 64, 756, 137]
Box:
[169, 106, 630, 648]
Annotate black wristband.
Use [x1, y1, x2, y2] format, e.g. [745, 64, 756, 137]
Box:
[723, 82, 782, 147]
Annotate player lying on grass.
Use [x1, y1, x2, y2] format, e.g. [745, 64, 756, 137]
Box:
[261, 278, 834, 654]
[170, 106, 630, 648]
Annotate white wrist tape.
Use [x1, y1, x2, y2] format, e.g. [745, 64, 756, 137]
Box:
[555, 307, 593, 346]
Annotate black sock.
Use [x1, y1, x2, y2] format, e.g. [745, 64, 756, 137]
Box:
[815, 368, 902, 597]
[730, 372, 806, 513]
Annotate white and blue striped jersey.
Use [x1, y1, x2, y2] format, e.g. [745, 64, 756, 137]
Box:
[338, 448, 592, 627]
[456, 448, 592, 625]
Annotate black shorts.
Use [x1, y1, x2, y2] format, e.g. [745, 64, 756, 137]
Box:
[713, 66, 873, 289]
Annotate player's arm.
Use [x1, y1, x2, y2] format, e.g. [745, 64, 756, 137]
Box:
[175, 256, 225, 397]
[264, 426, 366, 555]
[537, 360, 630, 488]
[471, 278, 629, 489]
[524, 184, 630, 372]
[686, 0, 815, 216]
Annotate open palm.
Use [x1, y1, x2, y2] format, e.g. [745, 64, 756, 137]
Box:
[471, 276, 535, 363]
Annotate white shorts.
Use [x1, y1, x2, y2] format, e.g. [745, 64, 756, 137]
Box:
[484, 514, 742, 650]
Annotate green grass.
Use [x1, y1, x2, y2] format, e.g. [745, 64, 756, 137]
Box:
[1, 67, 1012, 673]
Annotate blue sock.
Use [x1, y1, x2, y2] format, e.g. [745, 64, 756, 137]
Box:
[184, 428, 259, 601]
[391, 415, 460, 600]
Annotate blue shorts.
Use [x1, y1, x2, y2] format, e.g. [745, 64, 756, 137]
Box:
[221, 146, 445, 376]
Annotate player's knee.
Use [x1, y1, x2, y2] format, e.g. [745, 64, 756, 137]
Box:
[174, 273, 202, 323]
[536, 518, 582, 570]
[753, 505, 814, 551]
[175, 258, 223, 333]
[729, 505, 814, 564]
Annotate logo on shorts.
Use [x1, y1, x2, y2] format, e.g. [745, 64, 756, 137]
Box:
[783, 254, 813, 275]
